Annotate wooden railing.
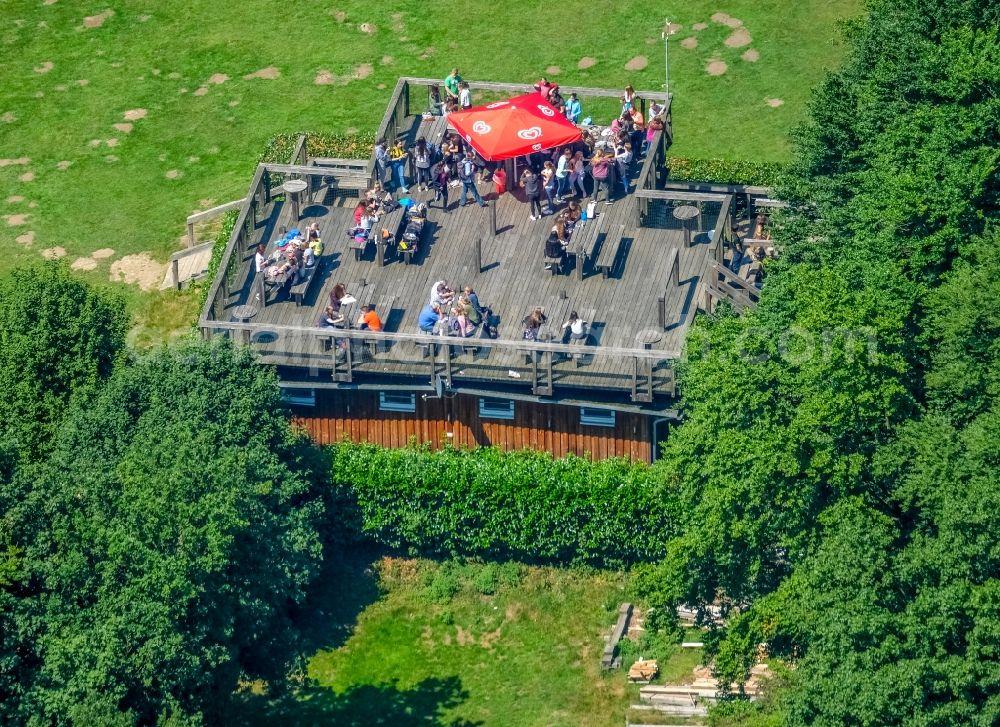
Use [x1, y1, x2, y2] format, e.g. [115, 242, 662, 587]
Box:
[185, 198, 246, 247]
[366, 78, 412, 182]
[201, 320, 680, 403]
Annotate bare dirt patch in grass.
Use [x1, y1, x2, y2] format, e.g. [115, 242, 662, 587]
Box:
[352, 63, 373, 80]
[7, 195, 25, 203]
[5, 214, 30, 226]
[165, 169, 181, 179]
[330, 8, 346, 22]
[681, 37, 698, 49]
[113, 122, 133, 133]
[34, 61, 54, 74]
[314, 70, 335, 85]
[91, 247, 115, 258]
[16, 231, 34, 246]
[207, 73, 228, 85]
[706, 58, 728, 76]
[41, 247, 66, 259]
[104, 155, 118, 162]
[358, 22, 375, 34]
[666, 21, 683, 34]
[77, 78, 89, 86]
[244, 66, 280, 80]
[0, 158, 30, 167]
[56, 160, 72, 170]
[711, 12, 743, 27]
[624, 55, 648, 71]
[106, 138, 119, 147]
[725, 27, 752, 47]
[71, 257, 98, 271]
[193, 87, 209, 96]
[123, 108, 147, 121]
[19, 172, 35, 182]
[577, 57, 597, 69]
[692, 22, 709, 30]
[455, 626, 475, 646]
[545, 65, 561, 75]
[380, 55, 394, 65]
[742, 48, 760, 62]
[81, 9, 113, 28]
[110, 253, 164, 290]
[1, 112, 15, 123]
[765, 98, 784, 107]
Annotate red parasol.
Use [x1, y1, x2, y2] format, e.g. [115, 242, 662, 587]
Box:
[447, 92, 582, 161]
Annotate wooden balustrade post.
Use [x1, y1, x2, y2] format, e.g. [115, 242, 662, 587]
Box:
[172, 258, 181, 291]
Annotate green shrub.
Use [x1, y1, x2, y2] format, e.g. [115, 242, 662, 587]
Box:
[260, 132, 376, 164]
[331, 443, 678, 567]
[472, 563, 501, 595]
[194, 208, 238, 314]
[666, 157, 786, 187]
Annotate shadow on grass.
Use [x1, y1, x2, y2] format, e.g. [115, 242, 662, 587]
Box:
[236, 676, 481, 727]
[295, 545, 382, 655]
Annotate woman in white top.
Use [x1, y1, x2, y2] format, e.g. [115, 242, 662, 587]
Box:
[615, 142, 633, 194]
[254, 244, 269, 273]
[561, 311, 588, 344]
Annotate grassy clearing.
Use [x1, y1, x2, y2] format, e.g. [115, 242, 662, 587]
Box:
[235, 554, 706, 726]
[2, 0, 856, 318]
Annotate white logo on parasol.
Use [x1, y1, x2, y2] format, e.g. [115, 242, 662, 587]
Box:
[486, 101, 509, 109]
[472, 120, 492, 135]
[537, 104, 555, 116]
[517, 126, 542, 140]
[464, 134, 472, 142]
[531, 143, 543, 151]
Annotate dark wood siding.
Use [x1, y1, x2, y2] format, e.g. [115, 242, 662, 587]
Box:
[292, 390, 653, 462]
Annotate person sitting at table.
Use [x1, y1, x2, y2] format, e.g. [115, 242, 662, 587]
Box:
[463, 285, 485, 316]
[254, 244, 270, 274]
[521, 308, 547, 341]
[299, 241, 314, 267]
[357, 304, 382, 331]
[544, 227, 568, 273]
[458, 294, 482, 328]
[450, 305, 476, 337]
[418, 302, 442, 333]
[430, 280, 454, 307]
[564, 201, 582, 230]
[328, 283, 348, 325]
[318, 305, 341, 328]
[560, 311, 589, 345]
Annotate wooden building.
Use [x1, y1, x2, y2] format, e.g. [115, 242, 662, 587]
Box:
[198, 78, 766, 462]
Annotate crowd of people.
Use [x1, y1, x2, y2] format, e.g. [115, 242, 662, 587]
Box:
[418, 282, 489, 338]
[255, 223, 323, 300]
[373, 71, 667, 218]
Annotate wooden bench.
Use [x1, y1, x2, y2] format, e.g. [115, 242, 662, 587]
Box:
[601, 603, 633, 671]
[568, 215, 606, 280]
[376, 203, 409, 266]
[347, 229, 371, 261]
[399, 217, 432, 265]
[592, 224, 625, 279]
[288, 256, 324, 306]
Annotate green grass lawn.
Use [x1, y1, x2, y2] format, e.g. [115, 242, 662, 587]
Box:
[2, 0, 857, 332]
[235, 554, 705, 726]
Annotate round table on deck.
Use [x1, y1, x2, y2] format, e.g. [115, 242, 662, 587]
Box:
[233, 303, 259, 344]
[672, 204, 700, 247]
[536, 325, 556, 342]
[635, 328, 663, 350]
[282, 179, 309, 222]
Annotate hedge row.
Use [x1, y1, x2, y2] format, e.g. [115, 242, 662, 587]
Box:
[331, 442, 678, 566]
[666, 156, 787, 187]
[260, 132, 375, 164]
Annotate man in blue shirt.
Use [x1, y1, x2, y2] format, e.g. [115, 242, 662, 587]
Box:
[458, 153, 487, 208]
[564, 93, 582, 124]
[418, 302, 442, 332]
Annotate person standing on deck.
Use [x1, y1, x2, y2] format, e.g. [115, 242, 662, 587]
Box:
[564, 92, 582, 124]
[388, 138, 409, 194]
[555, 147, 572, 203]
[444, 68, 462, 103]
[459, 81, 472, 110]
[374, 139, 389, 186]
[520, 167, 543, 220]
[458, 153, 487, 208]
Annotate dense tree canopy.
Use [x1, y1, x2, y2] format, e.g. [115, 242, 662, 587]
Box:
[1, 338, 326, 725]
[638, 0, 1000, 723]
[0, 264, 127, 461]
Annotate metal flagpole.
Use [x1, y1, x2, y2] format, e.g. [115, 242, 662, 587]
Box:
[663, 17, 671, 97]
